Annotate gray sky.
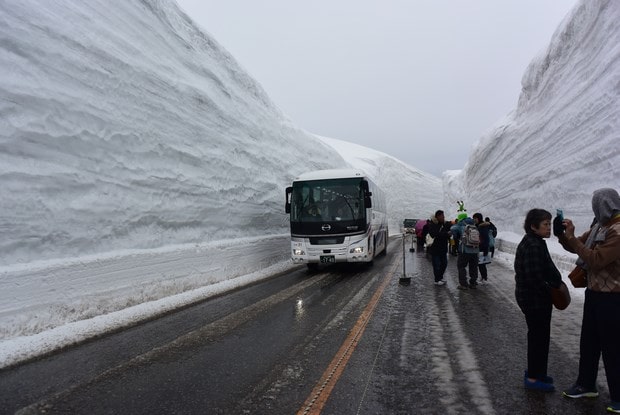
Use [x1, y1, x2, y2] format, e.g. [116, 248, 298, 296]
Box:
[175, 0, 576, 176]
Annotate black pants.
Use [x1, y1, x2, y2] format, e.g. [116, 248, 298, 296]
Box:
[524, 306, 552, 380]
[479, 263, 488, 281]
[456, 252, 478, 286]
[431, 252, 448, 282]
[576, 290, 620, 401]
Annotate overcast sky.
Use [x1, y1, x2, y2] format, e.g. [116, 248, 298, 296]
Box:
[175, 0, 576, 176]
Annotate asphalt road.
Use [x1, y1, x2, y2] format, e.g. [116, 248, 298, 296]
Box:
[0, 236, 611, 414]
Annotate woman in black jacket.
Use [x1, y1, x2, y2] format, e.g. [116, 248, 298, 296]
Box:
[514, 209, 562, 392]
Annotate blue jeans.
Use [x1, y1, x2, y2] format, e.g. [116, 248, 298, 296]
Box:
[431, 253, 448, 282]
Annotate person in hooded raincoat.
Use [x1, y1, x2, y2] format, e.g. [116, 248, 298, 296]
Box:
[557, 188, 620, 413]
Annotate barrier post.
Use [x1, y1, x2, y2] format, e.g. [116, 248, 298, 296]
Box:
[399, 233, 411, 285]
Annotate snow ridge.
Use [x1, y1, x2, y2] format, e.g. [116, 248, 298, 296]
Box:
[448, 0, 620, 234]
[0, 0, 344, 266]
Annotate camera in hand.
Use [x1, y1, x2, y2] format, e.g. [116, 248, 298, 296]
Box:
[553, 209, 565, 236]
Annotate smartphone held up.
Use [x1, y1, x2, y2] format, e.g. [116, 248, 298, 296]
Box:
[553, 209, 566, 237]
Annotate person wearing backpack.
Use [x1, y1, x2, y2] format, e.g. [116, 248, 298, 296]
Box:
[450, 215, 479, 289]
[473, 213, 492, 284]
[486, 217, 498, 257]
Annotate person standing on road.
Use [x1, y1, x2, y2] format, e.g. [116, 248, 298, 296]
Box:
[557, 188, 620, 413]
[473, 213, 491, 284]
[451, 215, 479, 289]
[428, 210, 452, 286]
[486, 217, 498, 258]
[514, 208, 562, 392]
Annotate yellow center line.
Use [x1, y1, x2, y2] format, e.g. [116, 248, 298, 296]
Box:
[297, 258, 401, 415]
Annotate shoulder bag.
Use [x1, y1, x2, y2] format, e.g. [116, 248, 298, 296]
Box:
[425, 233, 434, 247]
[550, 281, 571, 310]
[568, 266, 587, 288]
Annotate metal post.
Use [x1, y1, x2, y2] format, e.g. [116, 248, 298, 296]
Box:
[400, 233, 411, 285]
[402, 233, 405, 275]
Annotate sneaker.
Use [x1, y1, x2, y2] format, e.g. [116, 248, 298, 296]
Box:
[479, 280, 487, 285]
[524, 377, 555, 392]
[562, 384, 599, 399]
[524, 370, 553, 384]
[457, 285, 468, 290]
[607, 401, 620, 413]
[434, 280, 446, 286]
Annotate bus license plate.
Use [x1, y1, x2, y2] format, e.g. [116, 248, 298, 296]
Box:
[320, 255, 335, 264]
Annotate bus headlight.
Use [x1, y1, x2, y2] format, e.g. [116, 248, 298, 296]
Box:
[350, 246, 364, 254]
[293, 249, 305, 256]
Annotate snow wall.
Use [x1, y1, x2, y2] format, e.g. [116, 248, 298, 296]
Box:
[445, 0, 620, 235]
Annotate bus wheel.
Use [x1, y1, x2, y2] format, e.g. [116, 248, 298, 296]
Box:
[306, 263, 319, 271]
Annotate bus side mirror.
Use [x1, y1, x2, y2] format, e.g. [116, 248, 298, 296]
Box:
[285, 187, 292, 213]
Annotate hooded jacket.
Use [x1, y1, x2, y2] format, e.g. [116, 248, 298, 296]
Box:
[560, 188, 620, 293]
[592, 187, 620, 224]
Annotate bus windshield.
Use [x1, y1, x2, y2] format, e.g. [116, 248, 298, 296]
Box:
[290, 178, 365, 223]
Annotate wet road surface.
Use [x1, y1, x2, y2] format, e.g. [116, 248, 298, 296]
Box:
[0, 237, 611, 414]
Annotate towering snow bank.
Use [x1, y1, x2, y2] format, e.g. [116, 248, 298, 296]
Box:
[447, 0, 619, 234]
[0, 0, 344, 266]
[0, 1, 445, 350]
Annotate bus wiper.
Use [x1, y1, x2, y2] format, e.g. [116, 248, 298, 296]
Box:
[300, 194, 310, 212]
[340, 195, 356, 220]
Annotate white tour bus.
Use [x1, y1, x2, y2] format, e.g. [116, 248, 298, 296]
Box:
[285, 169, 388, 269]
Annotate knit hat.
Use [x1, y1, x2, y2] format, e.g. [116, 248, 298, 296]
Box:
[592, 188, 620, 225]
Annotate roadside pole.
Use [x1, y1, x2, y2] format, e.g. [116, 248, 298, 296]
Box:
[399, 233, 411, 285]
